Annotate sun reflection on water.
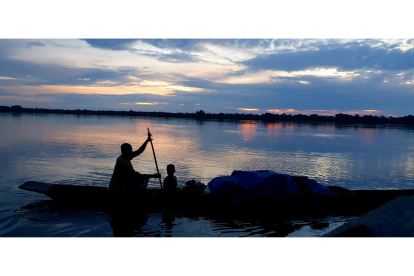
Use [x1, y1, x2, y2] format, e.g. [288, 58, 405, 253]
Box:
[237, 121, 258, 141]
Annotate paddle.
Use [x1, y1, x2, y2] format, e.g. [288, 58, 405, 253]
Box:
[147, 128, 163, 191]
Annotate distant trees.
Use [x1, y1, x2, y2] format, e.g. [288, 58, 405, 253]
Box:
[1, 105, 414, 125]
[195, 110, 206, 118]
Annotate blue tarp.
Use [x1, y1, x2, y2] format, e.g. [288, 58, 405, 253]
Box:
[207, 170, 330, 203]
[306, 178, 330, 195]
[208, 170, 300, 203]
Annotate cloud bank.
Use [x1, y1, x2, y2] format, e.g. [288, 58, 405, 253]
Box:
[1, 39, 414, 116]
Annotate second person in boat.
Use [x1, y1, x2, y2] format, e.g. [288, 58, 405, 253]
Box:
[163, 164, 178, 194]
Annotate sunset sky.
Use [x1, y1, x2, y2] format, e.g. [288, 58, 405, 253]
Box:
[1, 38, 414, 116]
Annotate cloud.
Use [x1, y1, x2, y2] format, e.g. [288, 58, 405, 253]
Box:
[238, 108, 260, 112]
[139, 39, 205, 51]
[363, 110, 380, 112]
[0, 54, 136, 86]
[82, 39, 202, 63]
[133, 39, 276, 63]
[0, 84, 176, 96]
[217, 68, 360, 84]
[267, 109, 298, 114]
[2, 39, 414, 116]
[265, 109, 382, 116]
[82, 39, 139, 51]
[0, 95, 54, 103]
[26, 41, 46, 49]
[154, 51, 199, 63]
[0, 76, 17, 80]
[242, 40, 414, 72]
[140, 39, 275, 51]
[121, 102, 168, 105]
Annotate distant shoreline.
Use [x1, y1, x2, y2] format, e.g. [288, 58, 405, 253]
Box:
[1, 105, 414, 125]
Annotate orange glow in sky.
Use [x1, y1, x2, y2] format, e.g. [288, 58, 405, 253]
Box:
[121, 102, 168, 105]
[238, 108, 260, 112]
[266, 109, 297, 114]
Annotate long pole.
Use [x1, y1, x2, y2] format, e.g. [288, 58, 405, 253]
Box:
[147, 128, 163, 191]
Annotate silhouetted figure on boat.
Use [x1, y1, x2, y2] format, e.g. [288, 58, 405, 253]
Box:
[109, 137, 160, 194]
[163, 164, 178, 194]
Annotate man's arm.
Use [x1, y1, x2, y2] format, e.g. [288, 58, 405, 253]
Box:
[140, 173, 161, 179]
[131, 136, 152, 159]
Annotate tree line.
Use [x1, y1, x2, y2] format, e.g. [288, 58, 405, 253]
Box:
[1, 105, 414, 125]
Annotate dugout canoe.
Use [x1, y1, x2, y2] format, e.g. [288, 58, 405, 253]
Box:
[18, 180, 414, 216]
[19, 181, 206, 209]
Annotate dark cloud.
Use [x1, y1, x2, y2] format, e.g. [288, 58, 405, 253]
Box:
[82, 39, 139, 51]
[225, 70, 247, 77]
[243, 41, 414, 72]
[26, 41, 46, 48]
[139, 39, 206, 51]
[209, 39, 273, 49]
[178, 77, 230, 90]
[0, 40, 47, 52]
[82, 39, 202, 62]
[271, 39, 301, 47]
[50, 41, 82, 49]
[139, 39, 273, 51]
[171, 71, 414, 114]
[82, 39, 276, 63]
[0, 57, 136, 86]
[0, 40, 145, 86]
[0, 40, 19, 58]
[145, 51, 199, 63]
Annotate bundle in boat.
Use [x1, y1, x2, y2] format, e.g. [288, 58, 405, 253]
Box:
[207, 170, 330, 203]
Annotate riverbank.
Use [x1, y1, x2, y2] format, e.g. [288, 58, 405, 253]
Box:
[2, 105, 414, 125]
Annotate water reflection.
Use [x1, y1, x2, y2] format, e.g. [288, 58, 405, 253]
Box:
[266, 122, 283, 138]
[8, 193, 357, 237]
[362, 128, 375, 146]
[109, 210, 149, 237]
[3, 113, 414, 191]
[2, 113, 414, 236]
[237, 122, 258, 141]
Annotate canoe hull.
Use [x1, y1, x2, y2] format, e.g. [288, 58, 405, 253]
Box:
[18, 181, 414, 216]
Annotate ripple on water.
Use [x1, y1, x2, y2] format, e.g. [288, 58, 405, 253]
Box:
[0, 207, 21, 236]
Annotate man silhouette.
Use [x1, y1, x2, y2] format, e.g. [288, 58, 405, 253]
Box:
[109, 135, 160, 194]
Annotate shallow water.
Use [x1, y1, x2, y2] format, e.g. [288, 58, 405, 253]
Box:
[1, 113, 414, 237]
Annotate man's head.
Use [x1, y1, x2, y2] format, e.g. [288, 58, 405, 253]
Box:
[121, 143, 133, 160]
[167, 164, 175, 176]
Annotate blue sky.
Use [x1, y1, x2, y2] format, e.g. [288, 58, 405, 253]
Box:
[1, 38, 414, 116]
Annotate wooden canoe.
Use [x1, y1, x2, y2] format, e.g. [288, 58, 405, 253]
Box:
[19, 180, 414, 216]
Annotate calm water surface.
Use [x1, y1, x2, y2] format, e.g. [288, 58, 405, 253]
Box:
[1, 113, 414, 237]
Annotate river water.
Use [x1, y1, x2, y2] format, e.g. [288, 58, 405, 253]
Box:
[1, 112, 414, 237]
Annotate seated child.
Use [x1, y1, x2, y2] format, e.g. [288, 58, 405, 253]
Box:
[163, 164, 178, 194]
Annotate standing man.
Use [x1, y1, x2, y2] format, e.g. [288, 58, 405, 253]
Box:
[109, 135, 160, 194]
